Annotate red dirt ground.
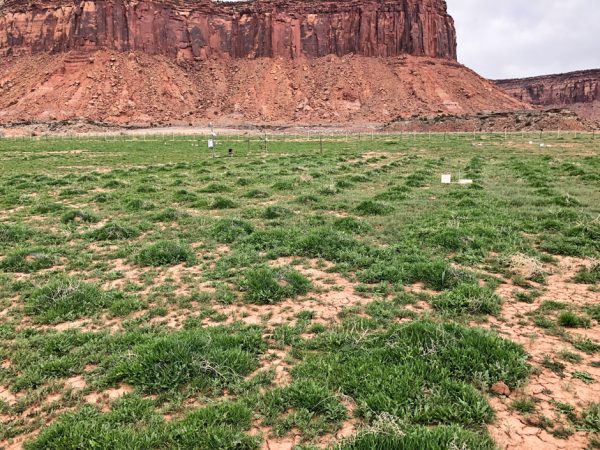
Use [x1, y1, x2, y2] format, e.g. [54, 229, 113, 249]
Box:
[0, 51, 527, 127]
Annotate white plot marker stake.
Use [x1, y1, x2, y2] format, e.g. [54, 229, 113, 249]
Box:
[441, 172, 473, 185]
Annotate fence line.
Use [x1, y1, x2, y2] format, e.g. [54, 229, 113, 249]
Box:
[0, 130, 597, 141]
[0, 130, 597, 161]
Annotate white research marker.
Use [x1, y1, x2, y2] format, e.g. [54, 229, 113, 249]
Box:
[441, 174, 452, 184]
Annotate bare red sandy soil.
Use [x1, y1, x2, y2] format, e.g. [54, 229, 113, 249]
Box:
[0, 51, 527, 127]
[486, 257, 600, 450]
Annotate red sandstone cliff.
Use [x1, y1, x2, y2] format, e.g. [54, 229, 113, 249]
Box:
[0, 0, 457, 60]
[0, 0, 534, 127]
[495, 70, 600, 123]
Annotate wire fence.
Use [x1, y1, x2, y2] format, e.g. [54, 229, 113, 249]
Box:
[1, 129, 596, 140]
[0, 130, 597, 159]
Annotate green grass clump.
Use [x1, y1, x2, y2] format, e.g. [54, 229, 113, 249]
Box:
[406, 260, 473, 291]
[583, 403, 600, 432]
[92, 192, 113, 203]
[295, 194, 320, 204]
[297, 320, 529, 426]
[432, 283, 502, 316]
[125, 199, 156, 211]
[558, 350, 583, 363]
[557, 311, 591, 328]
[60, 209, 100, 225]
[573, 263, 600, 284]
[243, 189, 270, 199]
[260, 379, 347, 435]
[30, 200, 65, 214]
[338, 424, 495, 450]
[355, 200, 392, 216]
[0, 223, 33, 245]
[573, 371, 595, 384]
[332, 217, 370, 234]
[540, 223, 600, 257]
[26, 397, 259, 450]
[24, 277, 112, 323]
[511, 397, 537, 414]
[200, 183, 232, 193]
[241, 266, 311, 304]
[538, 300, 568, 313]
[573, 339, 600, 354]
[152, 208, 184, 222]
[210, 196, 238, 209]
[88, 222, 139, 241]
[211, 219, 254, 243]
[272, 180, 295, 191]
[110, 326, 265, 393]
[587, 304, 600, 322]
[135, 241, 195, 266]
[262, 205, 293, 220]
[173, 189, 198, 202]
[542, 355, 566, 376]
[103, 179, 126, 188]
[1, 247, 56, 273]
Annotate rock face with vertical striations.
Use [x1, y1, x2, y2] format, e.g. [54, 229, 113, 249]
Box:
[495, 70, 600, 124]
[0, 0, 535, 126]
[0, 0, 457, 60]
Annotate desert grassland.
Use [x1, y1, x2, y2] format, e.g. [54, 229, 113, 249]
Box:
[0, 133, 598, 450]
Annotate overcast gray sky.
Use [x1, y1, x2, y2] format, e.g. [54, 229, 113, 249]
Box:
[447, 0, 600, 80]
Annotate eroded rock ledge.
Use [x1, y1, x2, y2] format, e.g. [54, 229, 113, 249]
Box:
[0, 0, 457, 60]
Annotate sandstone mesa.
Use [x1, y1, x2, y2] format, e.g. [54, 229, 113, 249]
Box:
[0, 0, 457, 60]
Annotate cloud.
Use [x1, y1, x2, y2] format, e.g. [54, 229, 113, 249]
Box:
[447, 0, 600, 79]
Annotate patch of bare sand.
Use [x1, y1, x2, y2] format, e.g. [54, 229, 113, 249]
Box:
[104, 259, 207, 298]
[0, 435, 29, 450]
[64, 375, 86, 391]
[249, 349, 293, 388]
[486, 256, 600, 450]
[84, 384, 134, 411]
[0, 386, 20, 405]
[147, 258, 370, 331]
[253, 400, 358, 450]
[213, 259, 368, 328]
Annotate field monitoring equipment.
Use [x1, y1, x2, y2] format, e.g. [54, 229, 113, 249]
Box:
[441, 173, 473, 185]
[208, 123, 217, 158]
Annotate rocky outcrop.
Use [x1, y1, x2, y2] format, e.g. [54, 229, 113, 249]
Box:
[0, 0, 457, 60]
[385, 109, 596, 132]
[495, 70, 600, 106]
[495, 70, 600, 123]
